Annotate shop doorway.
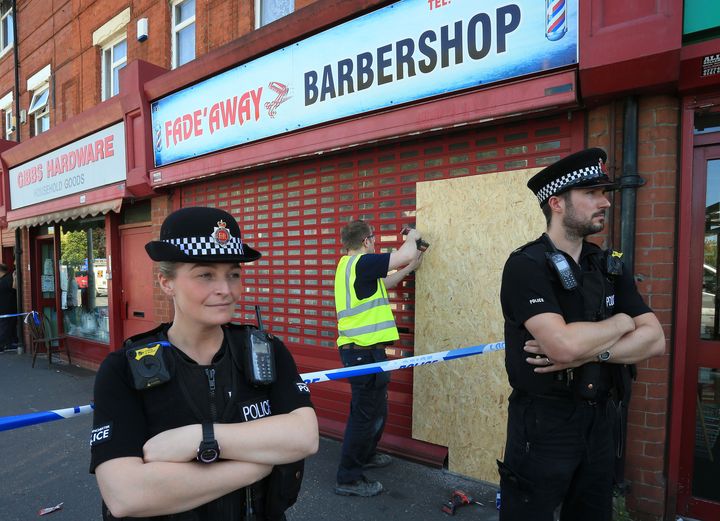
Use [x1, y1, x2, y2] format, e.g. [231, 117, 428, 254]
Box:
[2, 246, 14, 270]
[676, 137, 720, 519]
[34, 236, 58, 337]
[119, 225, 156, 339]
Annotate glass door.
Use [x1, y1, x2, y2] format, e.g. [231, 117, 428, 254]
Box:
[34, 236, 58, 336]
[679, 142, 720, 519]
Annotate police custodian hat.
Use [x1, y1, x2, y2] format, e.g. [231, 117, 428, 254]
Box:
[527, 148, 615, 206]
[145, 207, 261, 263]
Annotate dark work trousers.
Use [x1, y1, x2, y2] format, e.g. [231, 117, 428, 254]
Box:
[336, 345, 390, 484]
[498, 391, 615, 521]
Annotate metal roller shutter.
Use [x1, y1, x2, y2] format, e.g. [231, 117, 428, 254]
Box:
[181, 114, 577, 453]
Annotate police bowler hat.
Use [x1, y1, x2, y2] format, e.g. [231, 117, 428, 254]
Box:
[145, 207, 261, 263]
[527, 148, 615, 206]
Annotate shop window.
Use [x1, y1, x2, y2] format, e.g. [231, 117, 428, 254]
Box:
[702, 159, 719, 340]
[0, 1, 13, 55]
[28, 86, 50, 136]
[256, 0, 294, 28]
[101, 35, 127, 100]
[171, 0, 195, 69]
[59, 219, 109, 343]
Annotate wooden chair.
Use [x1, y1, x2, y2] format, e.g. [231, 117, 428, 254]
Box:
[27, 313, 71, 369]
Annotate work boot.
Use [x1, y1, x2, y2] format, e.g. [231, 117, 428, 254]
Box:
[363, 452, 392, 469]
[334, 477, 383, 497]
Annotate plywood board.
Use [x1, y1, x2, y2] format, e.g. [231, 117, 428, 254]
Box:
[412, 168, 545, 483]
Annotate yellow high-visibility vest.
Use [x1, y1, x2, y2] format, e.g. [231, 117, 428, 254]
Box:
[334, 254, 399, 347]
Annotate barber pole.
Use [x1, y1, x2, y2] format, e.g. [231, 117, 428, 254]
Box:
[545, 0, 567, 42]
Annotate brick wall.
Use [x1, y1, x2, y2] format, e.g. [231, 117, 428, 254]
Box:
[587, 95, 680, 521]
[0, 0, 322, 142]
[150, 194, 174, 324]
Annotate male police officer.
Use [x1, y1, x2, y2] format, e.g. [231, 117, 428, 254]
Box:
[498, 149, 665, 521]
[333, 220, 423, 497]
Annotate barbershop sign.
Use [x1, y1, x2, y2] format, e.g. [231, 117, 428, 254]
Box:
[10, 122, 127, 209]
[151, 0, 578, 167]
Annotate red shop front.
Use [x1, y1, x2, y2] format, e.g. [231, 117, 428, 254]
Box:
[141, 0, 583, 461]
[0, 62, 163, 369]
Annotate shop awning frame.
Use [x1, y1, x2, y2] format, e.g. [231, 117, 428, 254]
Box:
[6, 198, 122, 229]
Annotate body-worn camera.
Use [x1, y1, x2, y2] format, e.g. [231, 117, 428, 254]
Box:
[126, 341, 172, 390]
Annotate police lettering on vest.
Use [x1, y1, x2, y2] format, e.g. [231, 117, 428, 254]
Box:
[90, 423, 112, 446]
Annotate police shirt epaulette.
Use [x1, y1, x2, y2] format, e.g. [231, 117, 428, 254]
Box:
[511, 237, 546, 255]
[583, 241, 604, 253]
[223, 322, 276, 340]
[123, 323, 171, 347]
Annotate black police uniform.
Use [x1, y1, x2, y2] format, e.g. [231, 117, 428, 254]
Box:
[90, 323, 313, 521]
[498, 235, 651, 521]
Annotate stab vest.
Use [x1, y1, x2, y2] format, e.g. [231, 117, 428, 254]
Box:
[103, 323, 302, 521]
[504, 235, 624, 400]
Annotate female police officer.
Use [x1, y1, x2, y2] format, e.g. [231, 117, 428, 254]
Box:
[89, 207, 318, 520]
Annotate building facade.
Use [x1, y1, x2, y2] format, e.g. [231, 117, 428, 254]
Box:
[0, 1, 718, 520]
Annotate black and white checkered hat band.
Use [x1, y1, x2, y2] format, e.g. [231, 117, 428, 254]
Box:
[536, 165, 604, 203]
[164, 236, 244, 257]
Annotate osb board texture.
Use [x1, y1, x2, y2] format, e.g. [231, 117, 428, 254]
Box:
[412, 168, 544, 483]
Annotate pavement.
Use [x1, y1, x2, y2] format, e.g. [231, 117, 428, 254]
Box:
[0, 350, 500, 521]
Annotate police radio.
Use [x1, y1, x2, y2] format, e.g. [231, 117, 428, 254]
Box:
[546, 251, 578, 291]
[245, 306, 276, 385]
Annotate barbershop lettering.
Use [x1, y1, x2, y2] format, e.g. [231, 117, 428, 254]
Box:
[304, 4, 521, 106]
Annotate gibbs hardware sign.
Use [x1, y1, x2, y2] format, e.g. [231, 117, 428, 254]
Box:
[10, 122, 127, 209]
[151, 0, 577, 167]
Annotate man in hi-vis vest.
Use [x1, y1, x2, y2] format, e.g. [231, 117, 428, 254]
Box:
[333, 220, 424, 497]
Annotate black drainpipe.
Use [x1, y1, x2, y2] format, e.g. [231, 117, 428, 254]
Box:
[14, 229, 23, 352]
[614, 96, 645, 493]
[620, 97, 644, 275]
[11, 0, 23, 352]
[11, 0, 19, 144]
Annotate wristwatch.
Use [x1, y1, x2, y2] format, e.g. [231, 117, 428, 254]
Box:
[197, 422, 220, 463]
[597, 350, 611, 362]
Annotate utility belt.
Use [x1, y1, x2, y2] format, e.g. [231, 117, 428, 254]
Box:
[551, 362, 615, 402]
[338, 342, 389, 351]
[511, 386, 610, 408]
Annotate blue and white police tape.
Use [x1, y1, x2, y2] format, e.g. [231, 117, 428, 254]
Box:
[0, 341, 505, 432]
[301, 341, 505, 384]
[0, 310, 41, 324]
[0, 404, 94, 432]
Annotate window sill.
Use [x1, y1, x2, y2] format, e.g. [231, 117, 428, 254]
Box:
[0, 44, 13, 60]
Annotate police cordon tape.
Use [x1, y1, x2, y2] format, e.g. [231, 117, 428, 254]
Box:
[0, 340, 505, 432]
[0, 310, 41, 321]
[300, 341, 505, 383]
